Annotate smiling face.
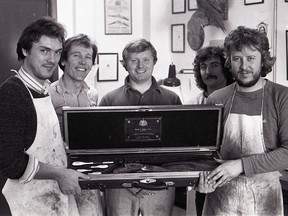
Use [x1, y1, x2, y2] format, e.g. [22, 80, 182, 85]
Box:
[62, 44, 93, 82]
[200, 57, 227, 90]
[22, 35, 63, 84]
[230, 45, 262, 90]
[125, 50, 155, 84]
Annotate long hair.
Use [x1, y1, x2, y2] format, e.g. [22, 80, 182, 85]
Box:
[224, 26, 276, 77]
[193, 46, 233, 92]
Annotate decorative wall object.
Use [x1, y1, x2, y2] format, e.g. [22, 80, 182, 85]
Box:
[244, 0, 264, 5]
[104, 0, 132, 35]
[172, 0, 186, 14]
[286, 31, 288, 79]
[187, 0, 228, 51]
[171, 24, 185, 53]
[257, 22, 268, 34]
[97, 53, 119, 82]
[188, 0, 197, 11]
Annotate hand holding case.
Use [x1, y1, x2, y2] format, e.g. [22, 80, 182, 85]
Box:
[63, 105, 223, 191]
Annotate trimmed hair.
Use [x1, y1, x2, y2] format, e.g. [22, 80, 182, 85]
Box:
[59, 34, 98, 71]
[224, 26, 276, 77]
[193, 46, 234, 92]
[17, 16, 66, 61]
[121, 38, 158, 70]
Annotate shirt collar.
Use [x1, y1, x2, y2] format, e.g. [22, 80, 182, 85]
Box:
[17, 67, 50, 95]
[55, 75, 90, 94]
[124, 76, 161, 94]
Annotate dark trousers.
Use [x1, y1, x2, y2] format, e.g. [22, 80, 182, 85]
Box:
[195, 191, 206, 216]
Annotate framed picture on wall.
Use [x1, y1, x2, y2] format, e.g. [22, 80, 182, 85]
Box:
[104, 0, 132, 35]
[97, 53, 119, 82]
[286, 31, 288, 79]
[188, 0, 197, 10]
[244, 0, 264, 5]
[172, 0, 186, 14]
[171, 24, 185, 53]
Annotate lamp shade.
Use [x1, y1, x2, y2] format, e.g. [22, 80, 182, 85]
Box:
[163, 63, 181, 87]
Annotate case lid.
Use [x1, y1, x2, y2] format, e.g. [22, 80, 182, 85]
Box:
[63, 105, 223, 153]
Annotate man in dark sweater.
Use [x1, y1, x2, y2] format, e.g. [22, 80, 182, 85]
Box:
[0, 17, 89, 215]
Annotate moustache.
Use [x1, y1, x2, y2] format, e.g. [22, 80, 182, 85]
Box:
[204, 75, 217, 80]
[239, 69, 253, 74]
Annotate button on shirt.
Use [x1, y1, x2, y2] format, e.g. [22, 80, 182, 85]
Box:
[49, 76, 98, 133]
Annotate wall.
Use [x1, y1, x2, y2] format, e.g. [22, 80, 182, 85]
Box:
[57, 0, 146, 101]
[275, 0, 288, 86]
[57, 0, 287, 102]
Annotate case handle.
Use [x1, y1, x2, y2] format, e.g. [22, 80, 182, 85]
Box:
[131, 179, 175, 190]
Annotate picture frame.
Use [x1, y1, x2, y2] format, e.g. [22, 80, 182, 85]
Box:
[172, 0, 186, 14]
[286, 31, 288, 79]
[188, 0, 197, 11]
[171, 24, 185, 53]
[97, 53, 119, 82]
[104, 0, 132, 35]
[244, 0, 264, 5]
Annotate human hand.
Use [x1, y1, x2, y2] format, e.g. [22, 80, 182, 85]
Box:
[195, 171, 216, 194]
[55, 168, 91, 195]
[207, 158, 243, 188]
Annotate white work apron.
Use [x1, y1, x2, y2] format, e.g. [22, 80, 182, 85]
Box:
[2, 91, 79, 216]
[203, 87, 283, 216]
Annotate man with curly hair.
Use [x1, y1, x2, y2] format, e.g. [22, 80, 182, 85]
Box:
[198, 26, 288, 215]
[188, 46, 234, 104]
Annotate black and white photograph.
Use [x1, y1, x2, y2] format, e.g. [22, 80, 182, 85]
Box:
[0, 0, 288, 216]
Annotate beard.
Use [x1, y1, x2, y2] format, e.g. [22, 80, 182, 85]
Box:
[233, 69, 261, 87]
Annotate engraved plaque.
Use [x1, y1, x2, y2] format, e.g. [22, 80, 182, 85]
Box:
[125, 117, 161, 141]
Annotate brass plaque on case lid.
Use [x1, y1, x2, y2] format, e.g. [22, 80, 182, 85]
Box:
[125, 117, 161, 141]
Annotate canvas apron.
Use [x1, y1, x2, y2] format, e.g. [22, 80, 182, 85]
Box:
[2, 87, 79, 216]
[203, 87, 283, 216]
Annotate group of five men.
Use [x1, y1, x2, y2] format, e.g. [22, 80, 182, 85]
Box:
[0, 16, 288, 216]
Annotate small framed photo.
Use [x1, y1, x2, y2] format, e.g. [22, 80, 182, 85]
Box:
[171, 24, 185, 53]
[172, 0, 186, 14]
[97, 53, 119, 82]
[104, 0, 132, 35]
[244, 0, 264, 5]
[188, 0, 197, 10]
[286, 31, 288, 79]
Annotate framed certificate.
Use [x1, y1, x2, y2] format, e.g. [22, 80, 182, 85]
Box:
[104, 0, 132, 35]
[171, 24, 185, 53]
[244, 0, 264, 5]
[97, 53, 118, 82]
[172, 0, 186, 14]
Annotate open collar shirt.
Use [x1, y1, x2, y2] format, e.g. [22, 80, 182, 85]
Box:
[99, 76, 182, 106]
[49, 76, 98, 132]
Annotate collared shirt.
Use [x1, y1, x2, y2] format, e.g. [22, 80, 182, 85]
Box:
[49, 76, 98, 133]
[17, 67, 50, 96]
[186, 91, 207, 105]
[99, 76, 182, 106]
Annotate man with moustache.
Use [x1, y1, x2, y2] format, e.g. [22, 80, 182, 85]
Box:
[185, 46, 234, 216]
[187, 46, 234, 105]
[0, 17, 90, 215]
[198, 26, 288, 215]
[99, 38, 181, 216]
